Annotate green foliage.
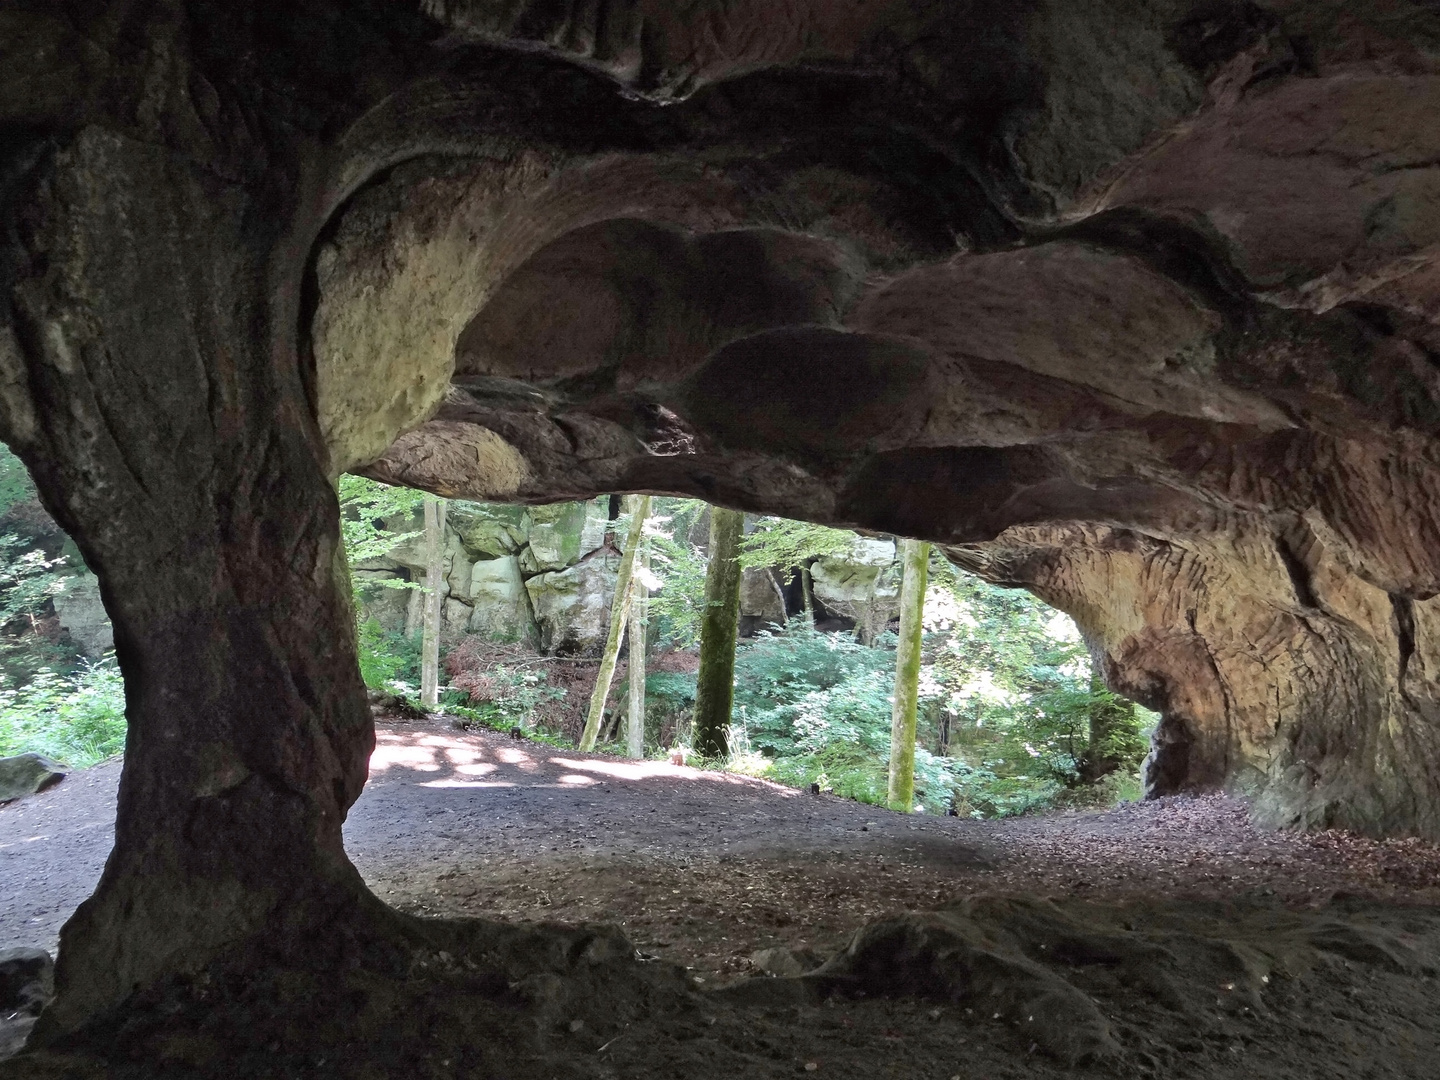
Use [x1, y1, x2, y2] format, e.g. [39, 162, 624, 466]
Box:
[733, 618, 894, 740]
[448, 664, 568, 745]
[737, 517, 856, 575]
[356, 620, 421, 691]
[0, 445, 35, 519]
[337, 475, 427, 562]
[924, 563, 1153, 812]
[727, 561, 1153, 817]
[339, 475, 431, 692]
[0, 534, 68, 630]
[643, 499, 710, 649]
[0, 453, 85, 686]
[449, 700, 573, 748]
[645, 670, 697, 711]
[0, 657, 127, 768]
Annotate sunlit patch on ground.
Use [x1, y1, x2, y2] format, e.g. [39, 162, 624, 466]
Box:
[342, 714, 1440, 995]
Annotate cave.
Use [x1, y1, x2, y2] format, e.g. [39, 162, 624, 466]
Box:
[3, 0, 1440, 1074]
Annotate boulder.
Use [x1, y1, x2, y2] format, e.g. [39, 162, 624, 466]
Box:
[740, 566, 786, 627]
[0, 947, 54, 1015]
[443, 597, 473, 635]
[376, 509, 428, 574]
[0, 946, 54, 1059]
[810, 538, 896, 606]
[445, 534, 473, 601]
[525, 555, 618, 656]
[52, 571, 112, 657]
[577, 497, 611, 555]
[0, 753, 66, 802]
[749, 946, 820, 978]
[521, 501, 591, 574]
[450, 502, 527, 559]
[468, 556, 537, 644]
[355, 577, 414, 634]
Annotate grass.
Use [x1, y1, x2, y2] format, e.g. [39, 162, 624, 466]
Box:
[0, 656, 127, 768]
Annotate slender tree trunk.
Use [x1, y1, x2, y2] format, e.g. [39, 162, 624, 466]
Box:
[626, 535, 649, 759]
[693, 506, 744, 758]
[800, 561, 816, 624]
[888, 539, 931, 811]
[579, 495, 650, 752]
[1079, 671, 1134, 784]
[420, 496, 446, 707]
[767, 567, 789, 625]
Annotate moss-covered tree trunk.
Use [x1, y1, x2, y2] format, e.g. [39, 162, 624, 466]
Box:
[626, 536, 649, 759]
[693, 506, 744, 758]
[578, 495, 650, 752]
[888, 539, 930, 811]
[420, 496, 446, 707]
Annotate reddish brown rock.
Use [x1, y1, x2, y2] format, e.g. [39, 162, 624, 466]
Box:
[4, 0, 1440, 1050]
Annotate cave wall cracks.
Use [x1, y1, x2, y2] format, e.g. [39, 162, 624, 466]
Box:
[2, 0, 1440, 1042]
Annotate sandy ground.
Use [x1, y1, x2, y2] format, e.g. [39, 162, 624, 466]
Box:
[5, 715, 1440, 1079]
[6, 714, 1440, 976]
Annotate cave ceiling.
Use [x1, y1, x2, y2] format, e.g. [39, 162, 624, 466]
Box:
[310, 0, 1440, 595]
[298, 0, 1440, 835]
[11, 2, 1440, 1050]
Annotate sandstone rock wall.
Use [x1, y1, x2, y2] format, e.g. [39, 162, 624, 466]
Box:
[6, 0, 1440, 1043]
[354, 499, 615, 651]
[951, 516, 1440, 838]
[358, 501, 909, 654]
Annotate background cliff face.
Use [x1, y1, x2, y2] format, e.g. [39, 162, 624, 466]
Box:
[353, 498, 904, 657]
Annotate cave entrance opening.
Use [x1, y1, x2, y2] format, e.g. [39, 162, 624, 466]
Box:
[0, 443, 125, 795]
[341, 488, 1157, 823]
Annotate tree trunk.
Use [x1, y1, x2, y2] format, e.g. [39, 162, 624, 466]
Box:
[693, 506, 744, 759]
[888, 539, 930, 812]
[4, 131, 382, 1041]
[578, 495, 650, 752]
[420, 496, 446, 707]
[1079, 671, 1135, 784]
[767, 567, 789, 624]
[800, 561, 816, 625]
[627, 533, 649, 759]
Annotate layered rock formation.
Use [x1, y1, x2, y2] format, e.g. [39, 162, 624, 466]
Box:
[356, 498, 616, 650]
[3, 0, 1440, 1046]
[356, 498, 901, 654]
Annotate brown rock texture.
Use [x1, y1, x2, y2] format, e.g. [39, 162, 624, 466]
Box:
[3, 0, 1440, 1047]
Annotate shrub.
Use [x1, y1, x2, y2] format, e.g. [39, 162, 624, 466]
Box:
[356, 619, 421, 691]
[449, 663, 567, 731]
[641, 668, 697, 750]
[0, 656, 127, 768]
[729, 597, 1152, 818]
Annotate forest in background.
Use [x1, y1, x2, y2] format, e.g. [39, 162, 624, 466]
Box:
[340, 480, 1156, 817]
[0, 452, 1156, 817]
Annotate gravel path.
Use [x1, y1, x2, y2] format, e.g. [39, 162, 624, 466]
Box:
[7, 714, 1440, 980]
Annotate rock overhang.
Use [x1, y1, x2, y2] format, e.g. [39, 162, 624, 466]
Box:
[300, 1, 1440, 838]
[3, 0, 1440, 1054]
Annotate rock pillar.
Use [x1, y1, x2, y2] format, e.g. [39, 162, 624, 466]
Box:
[2, 131, 379, 1039]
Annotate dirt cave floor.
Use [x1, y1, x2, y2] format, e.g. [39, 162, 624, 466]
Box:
[5, 713, 1440, 1078]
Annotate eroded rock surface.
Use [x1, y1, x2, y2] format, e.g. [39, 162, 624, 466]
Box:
[4, 0, 1440, 1051]
[324, 2, 1440, 841]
